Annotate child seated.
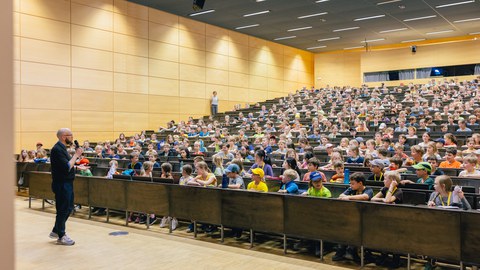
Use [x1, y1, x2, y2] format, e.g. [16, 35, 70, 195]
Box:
[247, 168, 268, 192]
[278, 169, 299, 194]
[427, 175, 471, 210]
[346, 146, 364, 164]
[179, 164, 195, 185]
[458, 155, 480, 177]
[329, 161, 345, 183]
[302, 157, 325, 182]
[371, 171, 403, 204]
[439, 148, 462, 169]
[302, 171, 331, 197]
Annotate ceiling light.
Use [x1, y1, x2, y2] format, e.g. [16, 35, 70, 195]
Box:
[469, 31, 480, 35]
[256, 0, 267, 2]
[403, 15, 437, 22]
[361, 38, 385, 43]
[454, 17, 480, 23]
[274, 36, 296, 40]
[235, 24, 260, 30]
[317, 37, 340, 41]
[379, 28, 408, 33]
[376, 0, 402, 5]
[354, 14, 386, 21]
[298, 12, 328, 19]
[333, 26, 360, 32]
[343, 46, 364, 50]
[426, 30, 454, 35]
[189, 9, 215, 16]
[436, 0, 475, 8]
[307, 45, 327, 50]
[401, 38, 425, 43]
[243, 10, 270, 17]
[287, 26, 313, 32]
[315, 0, 330, 3]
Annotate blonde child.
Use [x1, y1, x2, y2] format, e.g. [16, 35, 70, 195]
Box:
[194, 161, 217, 187]
[247, 168, 268, 192]
[212, 155, 224, 177]
[427, 175, 471, 210]
[278, 169, 299, 194]
[461, 138, 476, 155]
[371, 171, 403, 204]
[422, 142, 441, 161]
[364, 139, 378, 158]
[458, 155, 480, 177]
[320, 151, 343, 170]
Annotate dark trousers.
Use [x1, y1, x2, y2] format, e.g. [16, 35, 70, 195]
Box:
[51, 181, 74, 238]
[211, 104, 218, 115]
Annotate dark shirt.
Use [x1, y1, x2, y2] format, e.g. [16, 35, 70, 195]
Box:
[342, 187, 374, 200]
[50, 141, 75, 182]
[367, 173, 384, 182]
[126, 162, 143, 170]
[380, 187, 403, 204]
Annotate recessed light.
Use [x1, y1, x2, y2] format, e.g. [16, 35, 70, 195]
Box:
[256, 0, 267, 2]
[361, 38, 385, 43]
[403, 15, 437, 22]
[274, 36, 296, 40]
[235, 24, 260, 30]
[354, 14, 386, 21]
[189, 9, 215, 16]
[317, 37, 340, 42]
[243, 10, 270, 17]
[436, 0, 475, 8]
[454, 17, 480, 23]
[307, 45, 327, 50]
[287, 26, 313, 32]
[426, 30, 454, 35]
[343, 46, 364, 50]
[379, 28, 408, 33]
[401, 38, 426, 43]
[298, 12, 328, 19]
[376, 0, 402, 5]
[333, 26, 360, 32]
[315, 0, 330, 3]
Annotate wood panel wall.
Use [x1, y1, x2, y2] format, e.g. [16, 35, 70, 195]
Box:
[14, 0, 314, 152]
[315, 39, 480, 88]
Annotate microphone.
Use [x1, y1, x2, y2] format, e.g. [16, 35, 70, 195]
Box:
[74, 140, 80, 149]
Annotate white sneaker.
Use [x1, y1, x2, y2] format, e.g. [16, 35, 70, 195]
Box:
[171, 218, 178, 231]
[159, 216, 169, 228]
[57, 235, 75, 246]
[49, 231, 59, 239]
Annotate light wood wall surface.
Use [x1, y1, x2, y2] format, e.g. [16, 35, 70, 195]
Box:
[315, 39, 480, 88]
[14, 0, 314, 152]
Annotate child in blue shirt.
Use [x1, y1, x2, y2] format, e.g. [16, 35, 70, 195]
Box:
[278, 169, 299, 194]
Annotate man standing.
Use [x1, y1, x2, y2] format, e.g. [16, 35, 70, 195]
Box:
[211, 91, 218, 115]
[49, 128, 83, 245]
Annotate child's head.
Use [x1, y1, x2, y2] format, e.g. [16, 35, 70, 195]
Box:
[307, 157, 320, 172]
[412, 162, 432, 178]
[161, 162, 172, 176]
[377, 147, 388, 159]
[193, 156, 205, 165]
[308, 171, 324, 189]
[282, 169, 298, 183]
[369, 159, 385, 175]
[444, 133, 457, 145]
[230, 158, 245, 173]
[410, 145, 425, 160]
[347, 146, 359, 157]
[251, 168, 265, 182]
[143, 161, 153, 172]
[463, 154, 477, 171]
[109, 159, 118, 168]
[384, 171, 400, 187]
[434, 175, 452, 194]
[445, 148, 458, 162]
[182, 164, 193, 177]
[330, 151, 343, 163]
[349, 172, 366, 190]
[333, 161, 344, 174]
[389, 157, 403, 170]
[224, 163, 240, 178]
[426, 155, 439, 169]
[130, 153, 139, 163]
[195, 161, 210, 174]
[213, 155, 223, 167]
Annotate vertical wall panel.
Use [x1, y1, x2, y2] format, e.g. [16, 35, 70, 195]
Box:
[15, 0, 314, 151]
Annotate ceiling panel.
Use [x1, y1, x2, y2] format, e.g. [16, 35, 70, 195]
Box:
[129, 0, 480, 52]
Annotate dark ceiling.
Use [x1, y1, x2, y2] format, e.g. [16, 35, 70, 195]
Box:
[128, 0, 480, 52]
